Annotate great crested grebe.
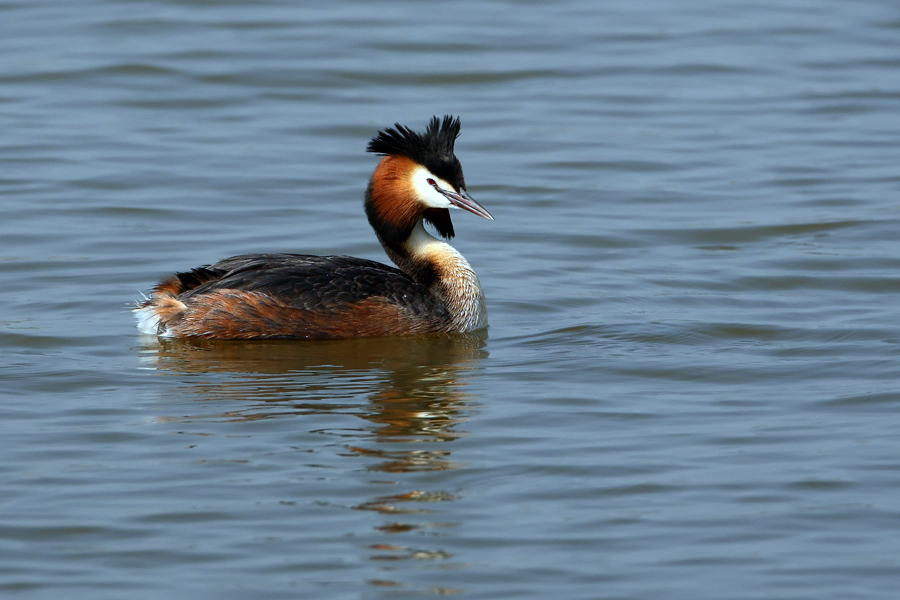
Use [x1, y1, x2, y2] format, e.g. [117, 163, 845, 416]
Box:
[135, 115, 493, 340]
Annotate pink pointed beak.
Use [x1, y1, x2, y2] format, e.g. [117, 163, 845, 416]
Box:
[440, 188, 494, 220]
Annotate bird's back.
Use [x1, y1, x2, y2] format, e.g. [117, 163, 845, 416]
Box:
[137, 253, 453, 339]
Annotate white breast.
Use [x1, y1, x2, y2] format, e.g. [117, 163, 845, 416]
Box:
[407, 222, 488, 332]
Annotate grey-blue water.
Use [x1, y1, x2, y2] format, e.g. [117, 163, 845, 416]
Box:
[2, 0, 900, 598]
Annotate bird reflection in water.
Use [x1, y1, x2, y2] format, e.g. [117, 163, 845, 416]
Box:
[135, 332, 486, 592]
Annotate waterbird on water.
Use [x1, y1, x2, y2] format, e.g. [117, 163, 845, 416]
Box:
[135, 115, 493, 339]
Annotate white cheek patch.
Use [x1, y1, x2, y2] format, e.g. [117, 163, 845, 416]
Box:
[411, 166, 454, 209]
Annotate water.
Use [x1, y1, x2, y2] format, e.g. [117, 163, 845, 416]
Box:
[2, 0, 900, 597]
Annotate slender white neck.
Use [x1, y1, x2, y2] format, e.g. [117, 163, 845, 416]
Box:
[400, 221, 488, 332]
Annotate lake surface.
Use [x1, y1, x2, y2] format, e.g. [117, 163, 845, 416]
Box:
[2, 0, 900, 598]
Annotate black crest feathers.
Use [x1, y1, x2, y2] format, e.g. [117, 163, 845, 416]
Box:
[366, 116, 466, 193]
[367, 115, 461, 159]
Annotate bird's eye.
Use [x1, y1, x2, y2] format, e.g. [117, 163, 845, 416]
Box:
[426, 178, 438, 187]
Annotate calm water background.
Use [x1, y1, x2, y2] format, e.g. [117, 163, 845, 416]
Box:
[2, 0, 900, 598]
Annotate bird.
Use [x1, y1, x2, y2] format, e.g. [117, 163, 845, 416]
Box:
[134, 115, 493, 340]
